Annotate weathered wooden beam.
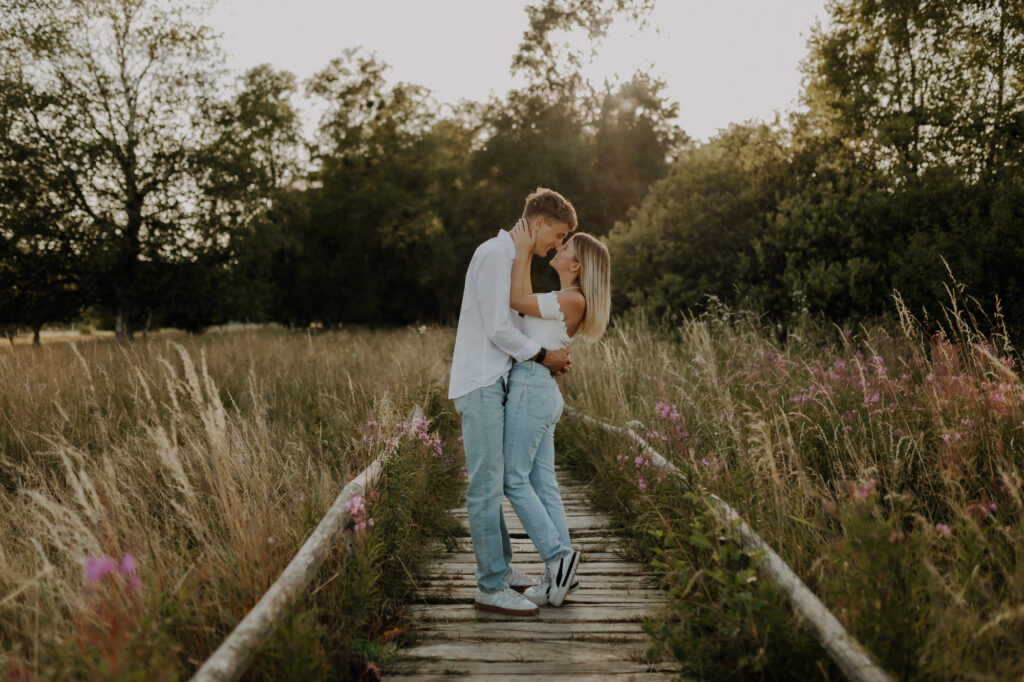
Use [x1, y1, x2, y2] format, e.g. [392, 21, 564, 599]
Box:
[575, 413, 894, 682]
[191, 407, 424, 682]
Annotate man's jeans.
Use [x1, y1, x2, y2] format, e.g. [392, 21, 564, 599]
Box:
[502, 361, 571, 563]
[453, 378, 514, 593]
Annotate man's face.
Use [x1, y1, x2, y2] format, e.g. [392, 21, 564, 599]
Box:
[532, 217, 572, 257]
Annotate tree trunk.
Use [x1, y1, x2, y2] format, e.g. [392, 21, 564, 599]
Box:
[115, 302, 134, 341]
[32, 326, 41, 346]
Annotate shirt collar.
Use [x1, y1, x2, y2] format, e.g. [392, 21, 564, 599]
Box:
[496, 229, 515, 258]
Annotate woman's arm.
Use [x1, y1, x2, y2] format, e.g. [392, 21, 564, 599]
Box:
[510, 219, 542, 317]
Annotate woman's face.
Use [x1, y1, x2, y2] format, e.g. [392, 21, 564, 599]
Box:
[550, 235, 579, 275]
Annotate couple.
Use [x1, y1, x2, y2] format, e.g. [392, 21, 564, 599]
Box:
[447, 187, 611, 617]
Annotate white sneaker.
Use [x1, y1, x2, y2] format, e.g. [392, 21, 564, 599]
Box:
[474, 587, 539, 617]
[525, 565, 581, 606]
[506, 567, 534, 593]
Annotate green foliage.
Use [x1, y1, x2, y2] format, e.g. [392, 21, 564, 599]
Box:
[606, 122, 792, 316]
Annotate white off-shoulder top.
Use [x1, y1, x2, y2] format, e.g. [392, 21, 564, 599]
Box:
[521, 291, 572, 351]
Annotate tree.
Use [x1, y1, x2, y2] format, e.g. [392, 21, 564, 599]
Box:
[512, 0, 655, 101]
[802, 0, 1024, 180]
[0, 76, 84, 343]
[0, 0, 222, 339]
[606, 123, 793, 316]
[265, 49, 455, 326]
[186, 64, 304, 327]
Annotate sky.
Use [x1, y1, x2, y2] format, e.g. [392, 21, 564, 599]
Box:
[205, 0, 831, 142]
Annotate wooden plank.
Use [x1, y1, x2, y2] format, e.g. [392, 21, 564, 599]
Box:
[416, 593, 667, 607]
[416, 621, 648, 638]
[401, 639, 652, 664]
[431, 561, 651, 574]
[435, 551, 627, 562]
[406, 604, 658, 623]
[395, 465, 681, 679]
[420, 576, 659, 589]
[389, 673, 678, 681]
[417, 586, 666, 600]
[388, 660, 678, 676]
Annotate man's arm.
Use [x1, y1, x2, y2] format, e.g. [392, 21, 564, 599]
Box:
[474, 248, 540, 362]
[475, 244, 572, 376]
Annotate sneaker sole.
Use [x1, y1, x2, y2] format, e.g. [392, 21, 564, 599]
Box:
[474, 601, 539, 617]
[526, 580, 579, 606]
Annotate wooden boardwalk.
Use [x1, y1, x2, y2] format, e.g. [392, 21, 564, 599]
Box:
[391, 468, 680, 680]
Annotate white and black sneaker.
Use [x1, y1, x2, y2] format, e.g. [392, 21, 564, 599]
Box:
[544, 549, 581, 607]
[524, 566, 580, 606]
[474, 587, 540, 617]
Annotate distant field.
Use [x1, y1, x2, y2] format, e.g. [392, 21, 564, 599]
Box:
[3, 323, 275, 346]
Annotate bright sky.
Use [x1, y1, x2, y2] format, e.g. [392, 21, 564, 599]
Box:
[206, 0, 831, 142]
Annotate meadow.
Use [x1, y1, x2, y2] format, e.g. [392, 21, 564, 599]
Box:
[0, 327, 462, 680]
[2, 295, 1022, 681]
[557, 296, 1024, 680]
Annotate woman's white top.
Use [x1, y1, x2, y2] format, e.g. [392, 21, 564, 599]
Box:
[521, 291, 572, 350]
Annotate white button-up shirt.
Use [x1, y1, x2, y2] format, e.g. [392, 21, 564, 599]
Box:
[448, 230, 541, 400]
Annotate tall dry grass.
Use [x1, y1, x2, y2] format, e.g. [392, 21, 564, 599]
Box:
[0, 326, 455, 679]
[558, 299, 1024, 679]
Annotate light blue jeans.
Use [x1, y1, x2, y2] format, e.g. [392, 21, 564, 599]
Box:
[453, 378, 514, 593]
[503, 361, 572, 563]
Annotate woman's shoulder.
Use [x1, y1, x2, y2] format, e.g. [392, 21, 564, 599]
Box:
[556, 290, 586, 314]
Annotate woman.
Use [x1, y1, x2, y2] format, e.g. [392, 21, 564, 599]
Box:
[503, 219, 611, 607]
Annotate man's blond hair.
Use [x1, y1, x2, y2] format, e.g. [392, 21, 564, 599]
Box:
[523, 187, 578, 231]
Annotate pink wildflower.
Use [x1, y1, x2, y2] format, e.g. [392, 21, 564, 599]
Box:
[850, 479, 876, 503]
[345, 495, 365, 516]
[85, 556, 116, 584]
[117, 551, 137, 577]
[935, 522, 951, 537]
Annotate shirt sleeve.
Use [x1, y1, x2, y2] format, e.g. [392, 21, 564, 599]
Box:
[536, 292, 565, 321]
[474, 249, 542, 362]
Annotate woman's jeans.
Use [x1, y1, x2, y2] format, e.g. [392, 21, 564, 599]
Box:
[453, 378, 514, 593]
[503, 361, 572, 563]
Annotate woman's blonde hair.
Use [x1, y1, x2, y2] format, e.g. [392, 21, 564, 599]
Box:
[572, 232, 611, 341]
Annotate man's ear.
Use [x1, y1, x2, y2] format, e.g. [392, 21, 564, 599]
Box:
[530, 216, 545, 235]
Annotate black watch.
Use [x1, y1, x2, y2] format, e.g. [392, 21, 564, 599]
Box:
[534, 347, 547, 364]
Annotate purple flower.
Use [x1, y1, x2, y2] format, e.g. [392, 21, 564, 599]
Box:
[345, 495, 365, 516]
[935, 522, 951, 537]
[85, 556, 116, 584]
[117, 551, 137, 577]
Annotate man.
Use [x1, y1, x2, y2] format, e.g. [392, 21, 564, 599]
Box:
[448, 187, 576, 616]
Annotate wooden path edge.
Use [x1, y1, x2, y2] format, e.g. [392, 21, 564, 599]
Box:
[576, 412, 894, 682]
[190, 407, 424, 682]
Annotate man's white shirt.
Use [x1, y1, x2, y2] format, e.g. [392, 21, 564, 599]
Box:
[448, 230, 541, 400]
